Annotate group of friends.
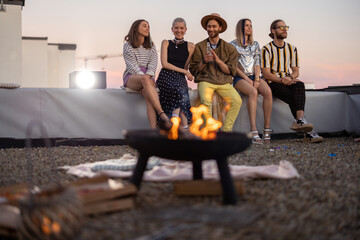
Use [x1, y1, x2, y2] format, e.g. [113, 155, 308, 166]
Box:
[122, 13, 323, 144]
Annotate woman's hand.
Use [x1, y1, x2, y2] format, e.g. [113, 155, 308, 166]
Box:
[253, 80, 260, 89]
[185, 71, 194, 81]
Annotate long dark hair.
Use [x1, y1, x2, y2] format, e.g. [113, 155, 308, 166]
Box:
[235, 18, 253, 47]
[269, 19, 283, 39]
[124, 19, 153, 49]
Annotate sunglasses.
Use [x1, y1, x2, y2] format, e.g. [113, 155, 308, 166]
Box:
[274, 26, 289, 31]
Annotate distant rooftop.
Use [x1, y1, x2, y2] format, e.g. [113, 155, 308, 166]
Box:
[3, 0, 25, 6]
[22, 37, 77, 51]
[311, 84, 360, 95]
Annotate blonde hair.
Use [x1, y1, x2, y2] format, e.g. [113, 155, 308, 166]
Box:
[172, 17, 187, 27]
[235, 18, 254, 47]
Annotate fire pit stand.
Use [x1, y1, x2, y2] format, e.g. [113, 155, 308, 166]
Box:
[124, 130, 251, 205]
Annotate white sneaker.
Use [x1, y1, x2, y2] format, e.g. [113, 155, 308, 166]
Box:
[303, 130, 323, 143]
[290, 116, 314, 133]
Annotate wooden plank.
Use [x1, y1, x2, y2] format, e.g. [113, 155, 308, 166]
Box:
[83, 198, 135, 215]
[174, 180, 245, 196]
[70, 175, 137, 204]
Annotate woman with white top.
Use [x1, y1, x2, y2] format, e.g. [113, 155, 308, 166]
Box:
[123, 19, 172, 130]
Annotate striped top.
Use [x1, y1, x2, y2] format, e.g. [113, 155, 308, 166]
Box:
[261, 41, 299, 80]
[123, 41, 158, 78]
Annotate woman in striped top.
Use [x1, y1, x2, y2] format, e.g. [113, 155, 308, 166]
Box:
[123, 19, 172, 130]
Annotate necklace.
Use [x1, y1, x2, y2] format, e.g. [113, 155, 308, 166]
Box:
[173, 38, 185, 48]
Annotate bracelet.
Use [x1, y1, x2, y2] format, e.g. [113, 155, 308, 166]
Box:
[255, 78, 260, 82]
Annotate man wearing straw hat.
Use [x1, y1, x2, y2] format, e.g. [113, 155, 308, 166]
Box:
[190, 13, 241, 132]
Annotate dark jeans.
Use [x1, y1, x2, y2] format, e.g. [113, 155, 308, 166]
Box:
[269, 81, 306, 119]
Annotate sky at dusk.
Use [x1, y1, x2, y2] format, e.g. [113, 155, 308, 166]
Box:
[22, 0, 360, 89]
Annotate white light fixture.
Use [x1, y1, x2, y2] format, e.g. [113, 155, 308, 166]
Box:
[0, 0, 6, 12]
[75, 71, 95, 89]
[69, 71, 107, 89]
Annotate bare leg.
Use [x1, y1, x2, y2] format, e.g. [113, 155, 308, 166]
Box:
[296, 110, 304, 120]
[126, 74, 170, 126]
[179, 112, 188, 127]
[257, 79, 272, 129]
[234, 80, 258, 131]
[141, 89, 157, 129]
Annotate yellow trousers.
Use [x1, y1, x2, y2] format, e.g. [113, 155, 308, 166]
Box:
[198, 82, 242, 132]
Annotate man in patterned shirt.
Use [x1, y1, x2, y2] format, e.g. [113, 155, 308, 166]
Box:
[261, 19, 323, 143]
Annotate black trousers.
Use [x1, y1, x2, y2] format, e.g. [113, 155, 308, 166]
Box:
[269, 81, 306, 119]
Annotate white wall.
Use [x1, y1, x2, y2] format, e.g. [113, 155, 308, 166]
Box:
[22, 38, 48, 87]
[47, 45, 59, 88]
[0, 5, 22, 85]
[48, 46, 76, 88]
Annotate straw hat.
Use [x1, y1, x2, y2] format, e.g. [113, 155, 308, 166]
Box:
[201, 13, 227, 33]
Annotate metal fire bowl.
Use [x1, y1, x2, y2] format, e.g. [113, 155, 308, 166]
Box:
[124, 129, 252, 161]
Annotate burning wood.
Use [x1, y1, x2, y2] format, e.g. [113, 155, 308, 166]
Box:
[159, 105, 222, 140]
[189, 105, 222, 140]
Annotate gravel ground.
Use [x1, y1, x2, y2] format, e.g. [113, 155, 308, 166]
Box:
[0, 136, 359, 240]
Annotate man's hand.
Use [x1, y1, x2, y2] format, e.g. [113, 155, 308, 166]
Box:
[203, 51, 215, 63]
[211, 50, 222, 64]
[281, 76, 296, 85]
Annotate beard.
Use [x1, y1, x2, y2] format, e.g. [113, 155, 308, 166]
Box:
[208, 30, 220, 39]
[276, 32, 287, 40]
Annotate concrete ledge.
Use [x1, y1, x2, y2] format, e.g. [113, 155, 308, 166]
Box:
[0, 88, 359, 139]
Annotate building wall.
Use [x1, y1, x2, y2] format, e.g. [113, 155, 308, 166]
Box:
[0, 5, 22, 85]
[22, 38, 48, 87]
[47, 45, 59, 88]
[22, 39, 76, 88]
[48, 46, 76, 88]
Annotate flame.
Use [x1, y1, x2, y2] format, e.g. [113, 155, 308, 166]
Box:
[166, 105, 222, 140]
[167, 116, 181, 140]
[41, 216, 61, 235]
[189, 105, 222, 140]
[222, 97, 231, 112]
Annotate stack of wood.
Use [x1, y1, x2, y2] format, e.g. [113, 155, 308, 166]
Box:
[70, 175, 137, 215]
[0, 176, 137, 238]
[0, 184, 28, 238]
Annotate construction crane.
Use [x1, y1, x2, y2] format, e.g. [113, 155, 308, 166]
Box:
[77, 53, 123, 70]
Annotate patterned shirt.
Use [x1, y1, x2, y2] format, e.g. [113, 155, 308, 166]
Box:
[123, 41, 158, 78]
[230, 40, 260, 76]
[261, 41, 299, 80]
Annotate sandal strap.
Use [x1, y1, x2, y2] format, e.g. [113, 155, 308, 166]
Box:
[262, 128, 272, 142]
[250, 130, 262, 143]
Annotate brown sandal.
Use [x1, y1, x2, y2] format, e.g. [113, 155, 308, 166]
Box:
[158, 112, 173, 131]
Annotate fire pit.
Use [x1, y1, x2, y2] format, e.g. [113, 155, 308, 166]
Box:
[124, 129, 252, 205]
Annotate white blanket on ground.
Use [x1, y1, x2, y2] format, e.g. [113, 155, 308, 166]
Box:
[61, 154, 300, 181]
